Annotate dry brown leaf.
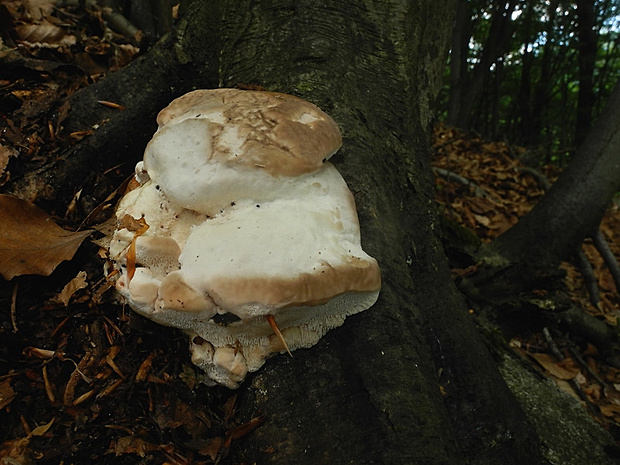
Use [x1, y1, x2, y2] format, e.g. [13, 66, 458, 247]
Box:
[113, 436, 159, 457]
[15, 20, 76, 47]
[30, 417, 54, 437]
[0, 144, 18, 179]
[199, 436, 222, 460]
[473, 213, 491, 227]
[530, 352, 581, 380]
[599, 402, 620, 419]
[22, 0, 56, 20]
[0, 195, 92, 280]
[56, 270, 88, 306]
[0, 379, 16, 410]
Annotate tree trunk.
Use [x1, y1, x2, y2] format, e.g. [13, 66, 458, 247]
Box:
[575, 0, 598, 147]
[5, 1, 619, 464]
[532, 0, 559, 153]
[490, 79, 620, 268]
[446, 0, 471, 126]
[205, 3, 544, 463]
[453, 0, 517, 129]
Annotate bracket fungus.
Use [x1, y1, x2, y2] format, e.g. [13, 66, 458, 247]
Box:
[108, 89, 381, 388]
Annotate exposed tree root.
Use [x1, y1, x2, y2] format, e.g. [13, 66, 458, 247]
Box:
[574, 247, 601, 307]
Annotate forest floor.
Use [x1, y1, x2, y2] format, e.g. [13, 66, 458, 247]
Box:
[0, 3, 263, 465]
[432, 124, 620, 442]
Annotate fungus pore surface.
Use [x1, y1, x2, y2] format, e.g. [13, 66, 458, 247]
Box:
[108, 89, 381, 388]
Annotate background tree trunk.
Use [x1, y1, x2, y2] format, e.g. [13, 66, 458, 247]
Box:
[452, 0, 517, 129]
[575, 0, 598, 147]
[446, 0, 472, 126]
[490, 79, 620, 269]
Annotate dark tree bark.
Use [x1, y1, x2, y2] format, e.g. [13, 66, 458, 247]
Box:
[446, 0, 472, 126]
[5, 1, 619, 464]
[575, 0, 598, 147]
[450, 0, 517, 129]
[531, 0, 559, 153]
[513, 15, 534, 144]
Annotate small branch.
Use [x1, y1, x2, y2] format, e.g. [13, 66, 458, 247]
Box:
[552, 303, 617, 360]
[10, 281, 18, 332]
[542, 327, 564, 361]
[568, 347, 606, 388]
[591, 229, 620, 295]
[432, 167, 498, 200]
[517, 167, 551, 191]
[574, 247, 600, 307]
[102, 6, 142, 43]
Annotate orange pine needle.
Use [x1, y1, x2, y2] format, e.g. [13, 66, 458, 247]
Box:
[42, 365, 56, 404]
[125, 217, 149, 283]
[97, 100, 126, 110]
[265, 314, 292, 357]
[126, 239, 137, 282]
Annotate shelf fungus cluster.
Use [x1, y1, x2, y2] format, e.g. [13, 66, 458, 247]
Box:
[108, 89, 381, 388]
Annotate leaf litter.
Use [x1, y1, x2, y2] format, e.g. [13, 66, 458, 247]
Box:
[0, 194, 91, 280]
[0, 3, 265, 464]
[433, 124, 620, 439]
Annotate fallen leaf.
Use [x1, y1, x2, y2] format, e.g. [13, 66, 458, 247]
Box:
[0, 195, 92, 280]
[0, 379, 16, 409]
[225, 413, 266, 446]
[113, 436, 159, 457]
[56, 270, 88, 306]
[600, 405, 620, 419]
[15, 20, 76, 47]
[473, 213, 491, 227]
[0, 437, 32, 465]
[30, 417, 54, 437]
[530, 352, 580, 380]
[199, 436, 223, 460]
[0, 144, 18, 180]
[22, 0, 56, 20]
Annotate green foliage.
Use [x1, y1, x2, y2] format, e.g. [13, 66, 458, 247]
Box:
[441, 0, 620, 163]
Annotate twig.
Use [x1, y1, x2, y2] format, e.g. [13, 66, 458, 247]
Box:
[432, 167, 499, 200]
[542, 327, 564, 361]
[518, 167, 551, 191]
[569, 378, 599, 415]
[574, 247, 600, 307]
[592, 229, 620, 295]
[42, 365, 56, 404]
[102, 6, 142, 43]
[10, 281, 18, 332]
[568, 347, 606, 388]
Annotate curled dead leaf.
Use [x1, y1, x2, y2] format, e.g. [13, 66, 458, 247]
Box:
[56, 271, 89, 306]
[0, 379, 16, 410]
[530, 352, 581, 380]
[30, 417, 54, 437]
[113, 436, 159, 457]
[0, 144, 18, 182]
[0, 195, 92, 280]
[15, 20, 76, 47]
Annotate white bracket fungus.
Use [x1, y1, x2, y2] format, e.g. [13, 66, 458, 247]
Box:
[108, 89, 381, 388]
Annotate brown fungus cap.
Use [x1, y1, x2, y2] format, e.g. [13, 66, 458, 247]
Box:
[154, 88, 342, 177]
